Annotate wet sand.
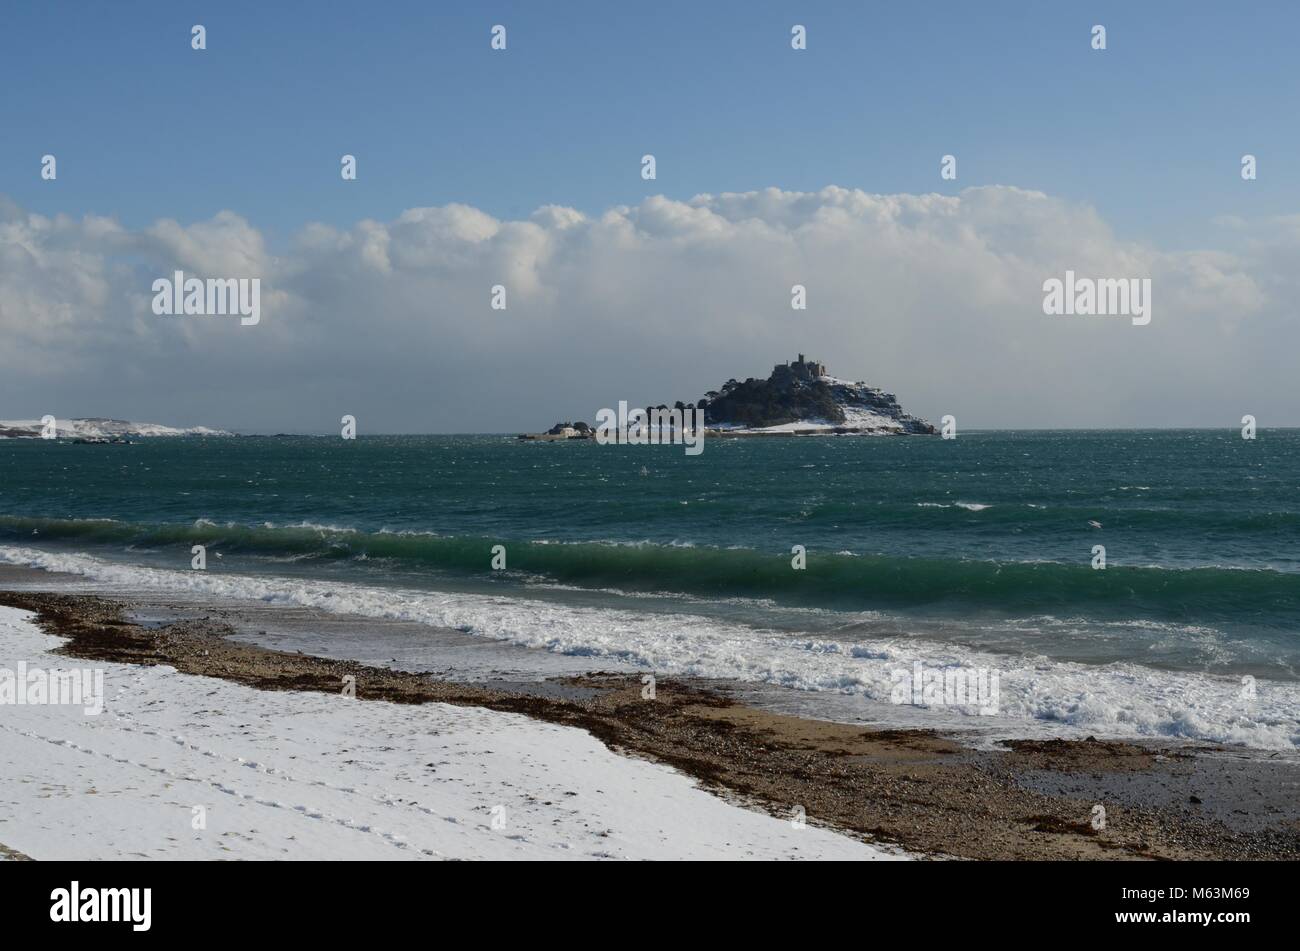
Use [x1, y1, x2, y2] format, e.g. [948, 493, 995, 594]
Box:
[4, 588, 1297, 860]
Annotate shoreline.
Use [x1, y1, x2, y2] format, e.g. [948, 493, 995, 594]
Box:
[6, 546, 1293, 751]
[4, 588, 1297, 860]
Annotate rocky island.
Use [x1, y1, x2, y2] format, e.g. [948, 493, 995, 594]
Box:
[519, 354, 934, 439]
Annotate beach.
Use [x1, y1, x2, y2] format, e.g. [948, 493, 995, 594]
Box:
[3, 579, 1297, 860]
[0, 593, 894, 861]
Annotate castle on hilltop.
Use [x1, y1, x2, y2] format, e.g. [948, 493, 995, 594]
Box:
[770, 353, 828, 384]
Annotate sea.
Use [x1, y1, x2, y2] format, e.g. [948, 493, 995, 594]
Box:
[2, 430, 1297, 749]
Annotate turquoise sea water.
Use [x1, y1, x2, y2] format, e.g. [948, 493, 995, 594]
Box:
[2, 431, 1298, 746]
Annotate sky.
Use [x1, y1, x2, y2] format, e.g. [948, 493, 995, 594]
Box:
[2, 1, 1299, 432]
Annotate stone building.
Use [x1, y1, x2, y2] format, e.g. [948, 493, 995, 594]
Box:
[770, 353, 828, 384]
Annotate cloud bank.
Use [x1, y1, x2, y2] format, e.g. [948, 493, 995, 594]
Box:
[1, 186, 1295, 432]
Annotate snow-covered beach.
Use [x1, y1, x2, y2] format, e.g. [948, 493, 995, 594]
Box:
[0, 604, 898, 861]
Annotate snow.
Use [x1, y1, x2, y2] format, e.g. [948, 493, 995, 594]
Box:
[709, 420, 839, 433]
[0, 606, 902, 860]
[709, 408, 902, 434]
[706, 378, 908, 434]
[836, 405, 905, 431]
[0, 419, 232, 439]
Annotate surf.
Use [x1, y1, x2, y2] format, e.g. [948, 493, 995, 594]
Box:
[4, 514, 1299, 630]
[1, 542, 1296, 750]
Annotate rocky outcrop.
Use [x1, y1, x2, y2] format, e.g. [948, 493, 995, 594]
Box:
[698, 355, 934, 435]
[518, 421, 594, 441]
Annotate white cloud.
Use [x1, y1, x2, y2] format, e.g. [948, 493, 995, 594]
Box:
[0, 186, 1290, 432]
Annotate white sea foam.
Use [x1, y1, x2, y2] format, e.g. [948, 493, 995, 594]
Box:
[284, 521, 360, 534]
[2, 544, 1296, 750]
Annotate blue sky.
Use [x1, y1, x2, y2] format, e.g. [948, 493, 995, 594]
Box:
[4, 2, 1300, 431]
[4, 1, 1296, 248]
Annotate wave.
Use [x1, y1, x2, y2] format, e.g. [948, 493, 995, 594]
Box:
[1, 542, 1295, 750]
[3, 515, 1299, 627]
[807, 499, 1300, 533]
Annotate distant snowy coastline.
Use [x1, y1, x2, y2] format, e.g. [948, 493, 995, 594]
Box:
[0, 418, 234, 440]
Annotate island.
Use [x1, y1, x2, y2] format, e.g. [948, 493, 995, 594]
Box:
[518, 354, 935, 439]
